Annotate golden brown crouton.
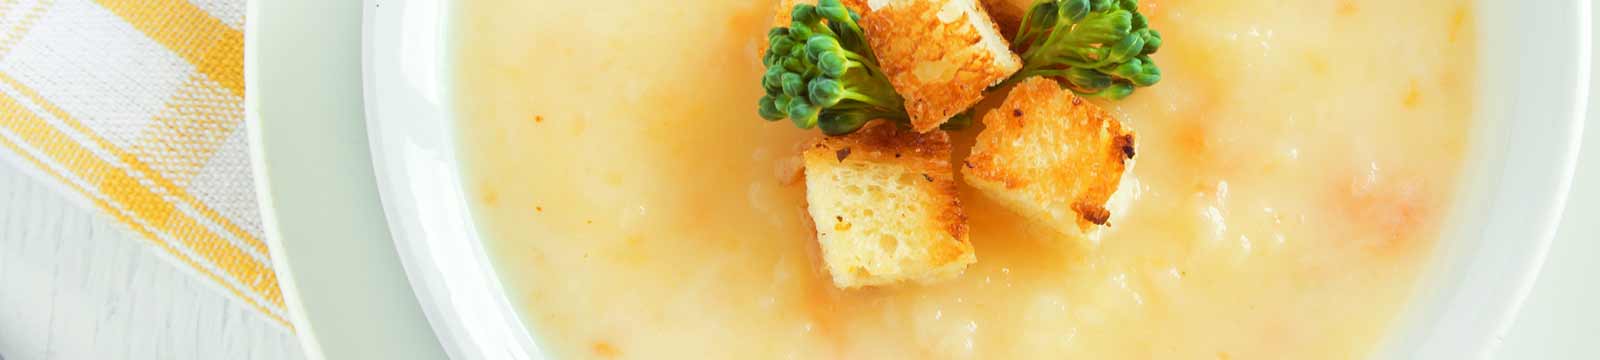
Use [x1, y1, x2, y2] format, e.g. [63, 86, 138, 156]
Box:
[858, 0, 1022, 133]
[963, 77, 1136, 237]
[803, 121, 975, 288]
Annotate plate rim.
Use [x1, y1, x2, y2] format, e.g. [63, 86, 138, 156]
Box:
[246, 0, 447, 358]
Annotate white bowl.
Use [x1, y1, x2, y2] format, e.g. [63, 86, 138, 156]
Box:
[355, 0, 1590, 359]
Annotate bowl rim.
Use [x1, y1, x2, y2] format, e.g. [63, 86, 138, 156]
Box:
[247, 0, 448, 359]
[362, 0, 542, 358]
[1372, 0, 1589, 357]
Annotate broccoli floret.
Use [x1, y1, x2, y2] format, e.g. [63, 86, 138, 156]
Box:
[1001, 0, 1163, 99]
[758, 0, 913, 136]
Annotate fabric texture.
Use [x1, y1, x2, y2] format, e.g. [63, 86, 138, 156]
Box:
[0, 0, 286, 328]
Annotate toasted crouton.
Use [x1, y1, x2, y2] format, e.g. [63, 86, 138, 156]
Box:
[963, 77, 1137, 237]
[858, 0, 1022, 132]
[803, 121, 975, 288]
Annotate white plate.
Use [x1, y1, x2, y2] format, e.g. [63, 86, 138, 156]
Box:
[256, 0, 1589, 358]
[246, 0, 445, 358]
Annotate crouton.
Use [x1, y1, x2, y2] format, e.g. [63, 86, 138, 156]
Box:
[963, 77, 1137, 238]
[858, 0, 1022, 132]
[803, 121, 975, 288]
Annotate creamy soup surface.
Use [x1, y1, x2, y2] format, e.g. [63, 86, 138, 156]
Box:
[454, 0, 1477, 358]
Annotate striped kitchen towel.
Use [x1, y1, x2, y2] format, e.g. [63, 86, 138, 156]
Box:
[0, 0, 287, 328]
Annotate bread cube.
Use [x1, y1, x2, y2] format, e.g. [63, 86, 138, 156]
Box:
[803, 121, 975, 288]
[963, 77, 1137, 237]
[859, 0, 1022, 132]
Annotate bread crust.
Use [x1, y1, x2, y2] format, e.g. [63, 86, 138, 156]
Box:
[963, 77, 1136, 236]
[802, 121, 974, 288]
[859, 0, 1022, 132]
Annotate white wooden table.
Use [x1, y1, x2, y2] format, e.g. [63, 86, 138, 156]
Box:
[0, 162, 303, 360]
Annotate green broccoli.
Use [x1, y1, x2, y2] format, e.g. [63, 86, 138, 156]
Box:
[757, 0, 916, 136]
[1000, 0, 1164, 99]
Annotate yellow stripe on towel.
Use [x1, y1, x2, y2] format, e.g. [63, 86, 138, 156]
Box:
[94, 0, 245, 97]
[0, 72, 283, 308]
[0, 91, 290, 328]
[0, 132, 291, 329]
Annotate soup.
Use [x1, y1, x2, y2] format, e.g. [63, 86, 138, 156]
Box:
[454, 0, 1476, 358]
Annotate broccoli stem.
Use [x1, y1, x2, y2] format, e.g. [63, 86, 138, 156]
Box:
[841, 89, 898, 109]
[998, 0, 1163, 100]
[839, 51, 884, 76]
